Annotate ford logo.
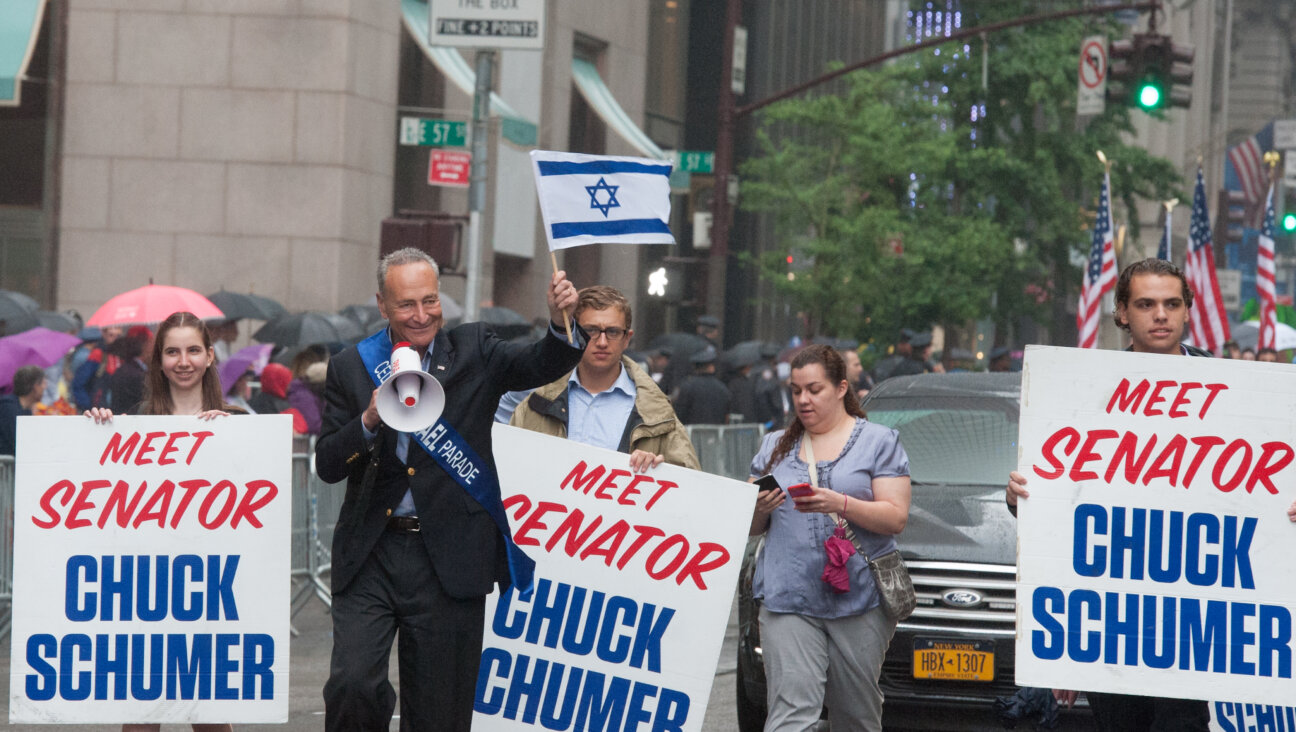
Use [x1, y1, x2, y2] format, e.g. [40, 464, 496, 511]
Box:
[941, 589, 983, 608]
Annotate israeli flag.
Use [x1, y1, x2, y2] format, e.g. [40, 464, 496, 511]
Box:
[530, 150, 675, 250]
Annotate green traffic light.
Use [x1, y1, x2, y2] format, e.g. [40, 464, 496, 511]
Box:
[1283, 212, 1296, 232]
[1137, 82, 1162, 109]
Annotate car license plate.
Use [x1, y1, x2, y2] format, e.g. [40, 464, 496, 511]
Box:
[912, 638, 995, 681]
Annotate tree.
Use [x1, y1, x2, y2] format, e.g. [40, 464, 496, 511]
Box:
[739, 0, 1183, 345]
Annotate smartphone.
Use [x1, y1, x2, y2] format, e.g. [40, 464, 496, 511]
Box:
[786, 483, 814, 498]
[754, 474, 782, 493]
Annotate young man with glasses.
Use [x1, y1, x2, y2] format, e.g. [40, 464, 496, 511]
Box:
[510, 285, 699, 472]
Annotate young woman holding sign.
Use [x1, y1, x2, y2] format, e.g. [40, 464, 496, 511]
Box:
[85, 310, 238, 732]
[748, 344, 912, 732]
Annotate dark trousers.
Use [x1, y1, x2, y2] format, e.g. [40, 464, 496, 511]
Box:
[1087, 692, 1210, 732]
[324, 529, 487, 732]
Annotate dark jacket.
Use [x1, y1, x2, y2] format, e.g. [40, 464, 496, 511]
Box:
[674, 373, 732, 425]
[315, 323, 583, 598]
[0, 394, 30, 456]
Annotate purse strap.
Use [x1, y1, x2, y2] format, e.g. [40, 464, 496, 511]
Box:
[805, 434, 873, 563]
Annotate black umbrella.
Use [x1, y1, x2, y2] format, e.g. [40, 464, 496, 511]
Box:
[254, 311, 365, 347]
[648, 332, 711, 358]
[36, 310, 80, 333]
[477, 306, 532, 339]
[724, 339, 776, 369]
[339, 303, 385, 330]
[206, 290, 288, 321]
[0, 291, 40, 336]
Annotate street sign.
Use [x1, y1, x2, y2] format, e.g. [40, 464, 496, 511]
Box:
[400, 117, 467, 148]
[1077, 35, 1107, 116]
[1274, 120, 1296, 150]
[428, 150, 471, 188]
[677, 150, 714, 174]
[429, 0, 545, 50]
[1215, 268, 1241, 312]
[732, 25, 748, 95]
[1284, 149, 1296, 188]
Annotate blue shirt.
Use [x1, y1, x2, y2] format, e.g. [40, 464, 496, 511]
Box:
[749, 418, 910, 618]
[566, 364, 637, 451]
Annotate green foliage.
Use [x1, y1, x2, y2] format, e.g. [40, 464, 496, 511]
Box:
[740, 0, 1184, 342]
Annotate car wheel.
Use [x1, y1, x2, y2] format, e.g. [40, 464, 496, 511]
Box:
[736, 652, 767, 732]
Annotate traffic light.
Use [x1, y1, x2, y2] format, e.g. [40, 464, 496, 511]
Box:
[1107, 34, 1194, 111]
[1214, 190, 1247, 258]
[1283, 186, 1296, 234]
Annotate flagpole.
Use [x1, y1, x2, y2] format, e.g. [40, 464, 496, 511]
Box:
[549, 251, 574, 344]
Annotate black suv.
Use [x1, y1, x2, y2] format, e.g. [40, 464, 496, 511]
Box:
[736, 372, 1089, 729]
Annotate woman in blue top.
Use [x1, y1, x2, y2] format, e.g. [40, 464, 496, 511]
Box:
[749, 344, 911, 732]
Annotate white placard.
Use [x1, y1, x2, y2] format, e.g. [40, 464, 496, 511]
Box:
[9, 415, 293, 723]
[1273, 120, 1296, 151]
[429, 0, 546, 50]
[1015, 346, 1296, 705]
[473, 425, 756, 731]
[1077, 35, 1108, 117]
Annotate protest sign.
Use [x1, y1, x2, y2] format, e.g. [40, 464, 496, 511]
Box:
[1015, 346, 1296, 705]
[473, 425, 756, 732]
[9, 415, 292, 723]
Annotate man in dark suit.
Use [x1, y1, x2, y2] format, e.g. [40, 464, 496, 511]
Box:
[316, 247, 583, 731]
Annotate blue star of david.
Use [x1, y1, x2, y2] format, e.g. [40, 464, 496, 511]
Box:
[585, 177, 621, 217]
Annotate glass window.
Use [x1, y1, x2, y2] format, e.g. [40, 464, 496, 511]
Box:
[867, 397, 1018, 486]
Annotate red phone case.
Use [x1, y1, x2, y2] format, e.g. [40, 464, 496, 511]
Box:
[786, 483, 814, 498]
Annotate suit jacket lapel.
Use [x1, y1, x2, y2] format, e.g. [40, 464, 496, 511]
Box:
[431, 329, 454, 384]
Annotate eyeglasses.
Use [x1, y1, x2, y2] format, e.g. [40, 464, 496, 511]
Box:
[581, 325, 628, 342]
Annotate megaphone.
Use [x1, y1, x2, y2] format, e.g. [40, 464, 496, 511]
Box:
[376, 342, 446, 432]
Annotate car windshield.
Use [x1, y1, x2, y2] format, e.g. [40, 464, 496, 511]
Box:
[866, 397, 1018, 486]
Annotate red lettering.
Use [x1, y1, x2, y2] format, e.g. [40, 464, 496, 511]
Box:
[561, 461, 606, 494]
[1199, 384, 1228, 419]
[198, 480, 236, 528]
[99, 480, 145, 529]
[619, 474, 655, 506]
[1143, 380, 1177, 416]
[1168, 382, 1201, 419]
[1106, 378, 1150, 414]
[134, 431, 166, 465]
[645, 535, 689, 580]
[1212, 440, 1253, 493]
[66, 480, 112, 529]
[645, 480, 677, 511]
[580, 520, 630, 566]
[170, 480, 209, 529]
[594, 469, 631, 501]
[1182, 436, 1225, 488]
[514, 500, 566, 547]
[616, 525, 666, 570]
[503, 493, 531, 518]
[185, 431, 213, 465]
[1070, 429, 1118, 482]
[1033, 427, 1080, 480]
[1248, 442, 1295, 495]
[231, 479, 278, 529]
[132, 481, 174, 529]
[1142, 435, 1187, 486]
[34, 480, 75, 528]
[1105, 432, 1158, 484]
[99, 432, 141, 465]
[546, 509, 601, 557]
[158, 431, 189, 466]
[675, 542, 730, 590]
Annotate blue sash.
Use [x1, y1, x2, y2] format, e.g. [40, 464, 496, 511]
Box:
[357, 329, 534, 594]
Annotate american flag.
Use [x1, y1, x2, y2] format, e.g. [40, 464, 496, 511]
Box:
[1227, 135, 1266, 225]
[1183, 168, 1230, 354]
[1077, 170, 1116, 349]
[1157, 205, 1172, 261]
[1257, 183, 1278, 350]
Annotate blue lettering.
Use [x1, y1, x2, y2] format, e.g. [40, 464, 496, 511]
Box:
[630, 604, 674, 672]
[1067, 590, 1101, 663]
[596, 597, 635, 665]
[626, 682, 658, 731]
[207, 556, 239, 620]
[525, 579, 569, 649]
[131, 634, 164, 700]
[1142, 595, 1176, 669]
[138, 556, 169, 621]
[65, 555, 96, 621]
[504, 654, 548, 723]
[94, 633, 129, 699]
[243, 634, 274, 699]
[1259, 605, 1293, 679]
[100, 555, 134, 620]
[1073, 504, 1106, 577]
[493, 586, 526, 640]
[1179, 598, 1227, 672]
[541, 663, 581, 730]
[574, 671, 629, 732]
[24, 634, 57, 701]
[653, 688, 690, 732]
[1103, 592, 1139, 665]
[562, 586, 603, 656]
[1031, 586, 1065, 660]
[215, 634, 240, 700]
[1222, 516, 1257, 589]
[1146, 510, 1183, 583]
[1230, 603, 1257, 676]
[165, 633, 212, 699]
[1109, 507, 1146, 580]
[1184, 513, 1219, 586]
[172, 556, 203, 622]
[59, 634, 92, 700]
[475, 647, 511, 713]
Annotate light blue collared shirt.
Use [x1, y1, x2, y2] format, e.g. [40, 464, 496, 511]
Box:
[566, 363, 637, 452]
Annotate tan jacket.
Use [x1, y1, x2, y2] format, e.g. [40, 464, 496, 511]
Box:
[510, 357, 700, 470]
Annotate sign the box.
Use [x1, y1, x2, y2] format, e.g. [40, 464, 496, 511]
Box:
[428, 150, 472, 188]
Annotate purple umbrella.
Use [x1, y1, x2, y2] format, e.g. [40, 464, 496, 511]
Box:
[0, 327, 82, 390]
[219, 343, 274, 394]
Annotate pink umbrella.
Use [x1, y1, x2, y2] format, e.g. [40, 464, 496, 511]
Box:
[87, 284, 224, 327]
[0, 327, 82, 390]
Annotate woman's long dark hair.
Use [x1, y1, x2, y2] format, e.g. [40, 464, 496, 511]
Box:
[763, 344, 866, 472]
[141, 311, 225, 415]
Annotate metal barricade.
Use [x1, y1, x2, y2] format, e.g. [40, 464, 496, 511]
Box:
[0, 456, 12, 640]
[686, 423, 766, 481]
[290, 439, 343, 616]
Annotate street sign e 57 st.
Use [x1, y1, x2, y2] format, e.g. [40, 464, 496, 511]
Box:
[400, 117, 467, 148]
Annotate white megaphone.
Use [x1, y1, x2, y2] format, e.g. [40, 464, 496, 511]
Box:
[376, 342, 446, 432]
